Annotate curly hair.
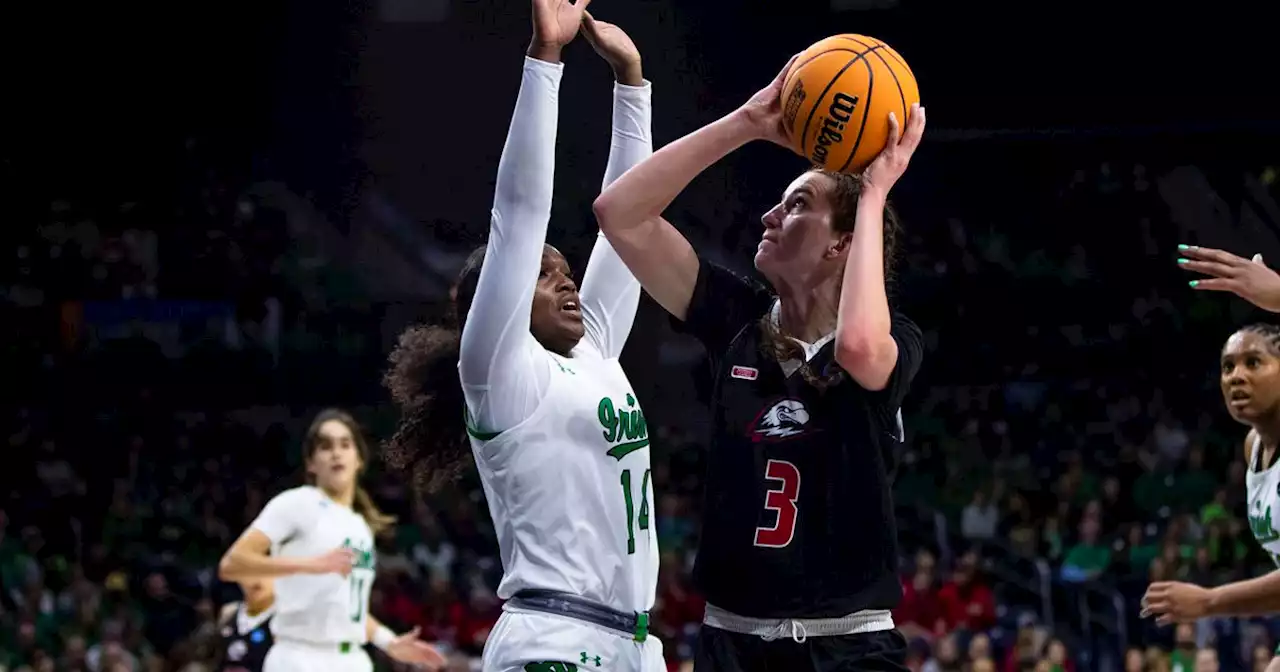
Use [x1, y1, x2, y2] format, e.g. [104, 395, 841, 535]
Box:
[757, 169, 903, 391]
[382, 246, 486, 493]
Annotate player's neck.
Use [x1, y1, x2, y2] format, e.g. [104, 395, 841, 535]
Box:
[1256, 416, 1280, 452]
[319, 484, 356, 508]
[775, 282, 839, 344]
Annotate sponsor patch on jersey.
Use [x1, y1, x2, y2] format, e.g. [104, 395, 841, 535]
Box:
[730, 365, 759, 380]
[747, 398, 817, 442]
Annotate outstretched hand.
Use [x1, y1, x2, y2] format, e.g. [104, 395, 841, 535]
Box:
[384, 627, 448, 669]
[1141, 581, 1212, 626]
[738, 53, 802, 148]
[528, 0, 592, 61]
[860, 103, 926, 197]
[1179, 245, 1280, 312]
[581, 12, 642, 86]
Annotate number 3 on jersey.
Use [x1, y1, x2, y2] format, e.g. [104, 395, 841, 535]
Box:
[754, 459, 800, 548]
[620, 468, 651, 554]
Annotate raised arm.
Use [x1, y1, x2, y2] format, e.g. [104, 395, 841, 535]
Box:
[834, 106, 926, 391]
[575, 14, 651, 358]
[457, 0, 589, 434]
[591, 57, 800, 321]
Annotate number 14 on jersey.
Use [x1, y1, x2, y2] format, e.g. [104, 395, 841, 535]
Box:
[620, 468, 650, 555]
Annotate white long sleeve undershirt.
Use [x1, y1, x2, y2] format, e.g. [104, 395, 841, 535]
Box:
[458, 56, 653, 435]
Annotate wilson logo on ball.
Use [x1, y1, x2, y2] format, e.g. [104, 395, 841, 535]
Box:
[810, 92, 859, 167]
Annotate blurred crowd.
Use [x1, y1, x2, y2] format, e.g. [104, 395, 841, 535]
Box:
[6, 131, 1280, 672]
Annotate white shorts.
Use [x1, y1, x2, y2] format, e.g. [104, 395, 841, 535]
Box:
[263, 637, 373, 672]
[482, 608, 665, 672]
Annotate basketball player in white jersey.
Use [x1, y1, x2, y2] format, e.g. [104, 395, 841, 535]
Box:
[1144, 246, 1280, 671]
[380, 2, 662, 670]
[218, 409, 446, 672]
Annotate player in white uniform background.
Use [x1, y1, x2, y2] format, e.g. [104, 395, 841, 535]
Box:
[219, 408, 446, 672]
[380, 1, 662, 669]
[1143, 246, 1280, 671]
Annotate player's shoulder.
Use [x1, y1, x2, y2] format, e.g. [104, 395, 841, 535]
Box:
[269, 485, 324, 508]
[1245, 428, 1259, 464]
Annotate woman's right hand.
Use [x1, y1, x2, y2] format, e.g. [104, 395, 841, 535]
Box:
[307, 547, 356, 577]
[737, 53, 801, 148]
[528, 0, 592, 61]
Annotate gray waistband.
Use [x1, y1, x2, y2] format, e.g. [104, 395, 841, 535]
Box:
[508, 590, 651, 642]
[703, 603, 895, 642]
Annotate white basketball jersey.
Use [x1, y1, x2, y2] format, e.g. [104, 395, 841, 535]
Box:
[470, 351, 658, 614]
[249, 486, 377, 645]
[1246, 435, 1280, 567]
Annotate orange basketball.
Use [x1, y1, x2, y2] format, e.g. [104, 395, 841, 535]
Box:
[780, 34, 920, 174]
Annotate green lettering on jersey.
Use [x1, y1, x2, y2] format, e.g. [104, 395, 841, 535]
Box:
[524, 663, 578, 672]
[342, 537, 377, 571]
[1250, 502, 1280, 544]
[597, 393, 649, 461]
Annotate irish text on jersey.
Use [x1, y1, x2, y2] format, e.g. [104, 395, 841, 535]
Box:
[1251, 501, 1280, 544]
[598, 393, 649, 460]
[342, 537, 377, 570]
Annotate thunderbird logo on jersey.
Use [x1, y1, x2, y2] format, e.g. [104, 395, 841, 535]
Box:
[748, 399, 815, 442]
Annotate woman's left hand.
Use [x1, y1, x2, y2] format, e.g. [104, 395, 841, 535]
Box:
[860, 103, 925, 197]
[581, 12, 643, 86]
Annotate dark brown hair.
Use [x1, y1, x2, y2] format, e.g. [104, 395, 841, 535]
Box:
[303, 408, 396, 537]
[758, 169, 903, 391]
[382, 246, 486, 493]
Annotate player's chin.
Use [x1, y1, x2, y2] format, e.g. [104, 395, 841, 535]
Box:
[554, 318, 585, 349]
[1226, 402, 1258, 424]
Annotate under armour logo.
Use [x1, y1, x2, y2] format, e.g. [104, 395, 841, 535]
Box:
[580, 652, 601, 667]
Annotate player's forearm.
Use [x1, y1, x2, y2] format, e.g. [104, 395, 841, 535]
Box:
[1207, 570, 1280, 617]
[601, 81, 653, 189]
[834, 188, 895, 389]
[576, 80, 655, 354]
[218, 549, 311, 581]
[595, 108, 755, 235]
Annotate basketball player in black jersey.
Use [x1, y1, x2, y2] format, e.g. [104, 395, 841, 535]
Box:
[218, 578, 276, 672]
[594, 54, 925, 670]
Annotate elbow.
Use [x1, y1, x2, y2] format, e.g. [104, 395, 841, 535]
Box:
[835, 336, 897, 391]
[592, 194, 621, 234]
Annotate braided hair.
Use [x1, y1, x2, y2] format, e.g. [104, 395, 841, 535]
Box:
[1237, 323, 1280, 355]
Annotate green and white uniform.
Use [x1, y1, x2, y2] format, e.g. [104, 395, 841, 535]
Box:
[459, 57, 663, 672]
[250, 485, 376, 672]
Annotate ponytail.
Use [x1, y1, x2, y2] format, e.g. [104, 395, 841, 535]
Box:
[382, 324, 472, 493]
[382, 247, 486, 494]
[354, 485, 396, 538]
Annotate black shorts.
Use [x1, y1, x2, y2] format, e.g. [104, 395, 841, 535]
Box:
[694, 624, 909, 672]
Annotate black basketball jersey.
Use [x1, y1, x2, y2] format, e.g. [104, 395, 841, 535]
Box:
[672, 256, 923, 619]
[218, 602, 274, 672]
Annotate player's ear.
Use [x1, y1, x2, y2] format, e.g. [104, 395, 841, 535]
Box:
[828, 231, 853, 258]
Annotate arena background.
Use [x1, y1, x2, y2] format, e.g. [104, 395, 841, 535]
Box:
[6, 0, 1280, 670]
